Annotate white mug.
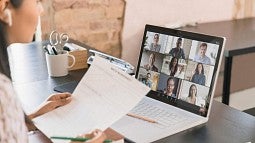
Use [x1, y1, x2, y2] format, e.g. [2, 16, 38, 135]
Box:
[45, 51, 75, 77]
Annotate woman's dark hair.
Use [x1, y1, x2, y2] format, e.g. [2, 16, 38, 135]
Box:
[195, 63, 204, 75]
[0, 0, 23, 78]
[0, 0, 33, 127]
[0, 22, 10, 77]
[169, 57, 178, 76]
[154, 33, 159, 39]
[188, 84, 197, 97]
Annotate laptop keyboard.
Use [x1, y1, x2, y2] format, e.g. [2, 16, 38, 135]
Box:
[129, 101, 188, 128]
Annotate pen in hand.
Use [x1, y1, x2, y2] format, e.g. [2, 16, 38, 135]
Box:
[127, 113, 158, 123]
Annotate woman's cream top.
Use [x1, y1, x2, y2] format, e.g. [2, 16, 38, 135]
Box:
[0, 74, 28, 143]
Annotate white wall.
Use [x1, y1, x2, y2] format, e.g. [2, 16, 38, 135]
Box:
[121, 0, 254, 68]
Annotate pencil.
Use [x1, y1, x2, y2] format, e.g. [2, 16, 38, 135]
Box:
[50, 136, 112, 143]
[127, 113, 157, 123]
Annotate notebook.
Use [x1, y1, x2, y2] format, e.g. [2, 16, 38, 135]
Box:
[111, 24, 225, 143]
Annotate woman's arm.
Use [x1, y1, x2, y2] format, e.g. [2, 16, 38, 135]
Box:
[28, 92, 72, 119]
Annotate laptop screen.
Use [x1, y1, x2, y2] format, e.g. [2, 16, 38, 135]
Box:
[136, 24, 224, 117]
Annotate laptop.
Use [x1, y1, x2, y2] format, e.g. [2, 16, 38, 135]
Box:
[111, 24, 225, 142]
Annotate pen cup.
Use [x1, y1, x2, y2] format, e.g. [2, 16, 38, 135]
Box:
[45, 51, 75, 77]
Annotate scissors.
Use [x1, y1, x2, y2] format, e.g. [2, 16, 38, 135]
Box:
[49, 30, 69, 49]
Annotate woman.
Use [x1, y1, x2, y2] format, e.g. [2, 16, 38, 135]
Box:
[185, 84, 197, 105]
[149, 33, 161, 52]
[0, 0, 106, 142]
[143, 53, 158, 72]
[175, 65, 185, 79]
[168, 57, 178, 76]
[190, 63, 206, 85]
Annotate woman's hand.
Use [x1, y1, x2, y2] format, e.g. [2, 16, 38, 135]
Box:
[28, 92, 72, 119]
[71, 129, 107, 143]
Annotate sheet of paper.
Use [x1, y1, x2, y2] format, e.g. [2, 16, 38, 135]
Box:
[33, 55, 150, 142]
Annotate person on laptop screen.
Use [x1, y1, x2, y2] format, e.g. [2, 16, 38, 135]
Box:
[168, 57, 178, 76]
[141, 72, 152, 88]
[164, 77, 177, 98]
[169, 37, 185, 59]
[175, 64, 185, 79]
[184, 84, 197, 105]
[190, 63, 206, 85]
[149, 33, 161, 52]
[143, 53, 159, 72]
[194, 43, 211, 65]
[0, 0, 106, 142]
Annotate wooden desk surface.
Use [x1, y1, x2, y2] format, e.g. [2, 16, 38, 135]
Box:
[8, 41, 255, 143]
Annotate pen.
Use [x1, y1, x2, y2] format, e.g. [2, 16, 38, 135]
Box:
[50, 136, 112, 143]
[51, 46, 58, 55]
[127, 113, 158, 123]
[47, 44, 54, 55]
[43, 46, 50, 54]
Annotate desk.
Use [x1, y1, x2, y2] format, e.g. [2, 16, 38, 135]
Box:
[182, 18, 255, 105]
[9, 40, 88, 113]
[9, 41, 255, 143]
